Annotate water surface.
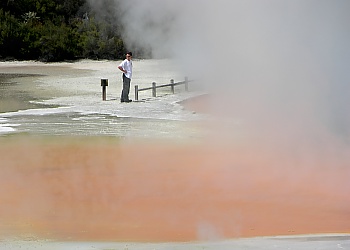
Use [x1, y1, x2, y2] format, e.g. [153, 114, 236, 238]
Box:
[0, 73, 53, 113]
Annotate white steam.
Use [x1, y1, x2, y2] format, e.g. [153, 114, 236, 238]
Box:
[87, 0, 350, 147]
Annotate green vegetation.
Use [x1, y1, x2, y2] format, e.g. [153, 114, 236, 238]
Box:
[0, 0, 129, 61]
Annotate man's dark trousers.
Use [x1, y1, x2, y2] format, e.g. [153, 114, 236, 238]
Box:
[121, 73, 131, 101]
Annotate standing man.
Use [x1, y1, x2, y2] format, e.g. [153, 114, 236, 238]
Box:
[118, 52, 133, 103]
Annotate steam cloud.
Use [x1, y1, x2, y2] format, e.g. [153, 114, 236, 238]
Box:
[88, 1, 349, 149]
[84, 1, 350, 170]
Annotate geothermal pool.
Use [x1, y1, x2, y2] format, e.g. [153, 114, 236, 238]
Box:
[0, 60, 349, 250]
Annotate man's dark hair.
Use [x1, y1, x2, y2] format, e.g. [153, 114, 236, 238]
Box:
[127, 52, 132, 56]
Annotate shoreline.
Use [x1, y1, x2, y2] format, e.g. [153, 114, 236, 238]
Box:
[1, 234, 350, 250]
[0, 60, 205, 138]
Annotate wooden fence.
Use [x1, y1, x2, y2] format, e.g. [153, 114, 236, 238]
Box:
[134, 77, 190, 101]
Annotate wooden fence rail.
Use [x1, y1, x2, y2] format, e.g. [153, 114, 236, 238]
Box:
[134, 77, 190, 101]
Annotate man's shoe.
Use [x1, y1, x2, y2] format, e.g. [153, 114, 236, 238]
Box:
[125, 99, 132, 103]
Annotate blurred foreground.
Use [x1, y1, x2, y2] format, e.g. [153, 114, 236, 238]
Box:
[0, 136, 349, 243]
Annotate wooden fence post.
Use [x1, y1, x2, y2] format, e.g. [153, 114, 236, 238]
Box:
[170, 79, 175, 94]
[184, 77, 188, 92]
[101, 79, 108, 101]
[152, 82, 157, 97]
[135, 85, 139, 101]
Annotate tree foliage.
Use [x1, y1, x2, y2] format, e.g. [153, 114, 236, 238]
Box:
[0, 0, 130, 61]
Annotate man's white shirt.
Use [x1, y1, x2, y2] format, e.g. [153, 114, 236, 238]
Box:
[119, 59, 132, 79]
